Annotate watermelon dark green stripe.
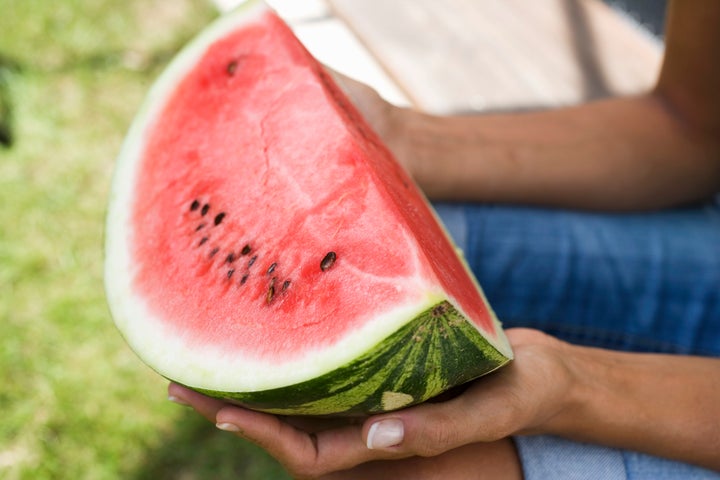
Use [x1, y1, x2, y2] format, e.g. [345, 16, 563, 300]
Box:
[192, 301, 511, 416]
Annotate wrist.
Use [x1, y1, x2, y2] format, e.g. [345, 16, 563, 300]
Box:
[499, 330, 591, 439]
[387, 109, 465, 197]
[524, 339, 597, 437]
[380, 105, 418, 175]
[532, 341, 630, 442]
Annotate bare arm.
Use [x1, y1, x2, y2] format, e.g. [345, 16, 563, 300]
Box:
[541, 339, 720, 470]
[353, 0, 720, 210]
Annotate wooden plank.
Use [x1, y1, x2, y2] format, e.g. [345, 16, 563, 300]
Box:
[328, 0, 662, 113]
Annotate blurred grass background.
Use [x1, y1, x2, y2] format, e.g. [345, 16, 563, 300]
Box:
[0, 0, 290, 478]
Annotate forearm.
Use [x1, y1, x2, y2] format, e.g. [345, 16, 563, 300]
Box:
[545, 344, 720, 470]
[391, 94, 720, 211]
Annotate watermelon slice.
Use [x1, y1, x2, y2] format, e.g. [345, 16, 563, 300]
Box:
[105, 0, 512, 416]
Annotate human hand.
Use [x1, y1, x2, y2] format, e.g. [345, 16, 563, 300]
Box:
[167, 328, 579, 479]
[328, 70, 414, 174]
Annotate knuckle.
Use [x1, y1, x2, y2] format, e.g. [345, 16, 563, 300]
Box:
[415, 413, 459, 457]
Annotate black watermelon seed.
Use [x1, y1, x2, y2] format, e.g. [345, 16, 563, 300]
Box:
[225, 253, 236, 264]
[209, 247, 219, 258]
[214, 212, 226, 226]
[240, 274, 248, 285]
[241, 244, 252, 255]
[198, 236, 209, 246]
[320, 251, 337, 271]
[248, 255, 257, 267]
[190, 199, 200, 211]
[267, 262, 277, 275]
[226, 60, 238, 75]
[201, 204, 210, 216]
[227, 269, 235, 279]
[282, 280, 291, 291]
[266, 285, 275, 304]
[195, 223, 206, 232]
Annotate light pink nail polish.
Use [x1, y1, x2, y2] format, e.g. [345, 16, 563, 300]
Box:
[366, 419, 404, 449]
[167, 395, 189, 406]
[216, 422, 241, 433]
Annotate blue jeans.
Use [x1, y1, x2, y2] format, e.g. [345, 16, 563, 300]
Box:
[434, 198, 720, 479]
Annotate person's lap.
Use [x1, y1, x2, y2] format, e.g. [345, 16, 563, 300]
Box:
[514, 435, 720, 480]
[433, 198, 720, 479]
[435, 198, 720, 355]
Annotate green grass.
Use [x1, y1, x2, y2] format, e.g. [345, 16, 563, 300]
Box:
[0, 1, 290, 478]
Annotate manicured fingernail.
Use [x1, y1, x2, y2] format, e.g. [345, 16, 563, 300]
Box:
[216, 422, 241, 433]
[366, 419, 404, 449]
[168, 395, 189, 406]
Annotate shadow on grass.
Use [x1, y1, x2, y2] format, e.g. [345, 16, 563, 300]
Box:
[127, 409, 291, 480]
[0, 53, 19, 148]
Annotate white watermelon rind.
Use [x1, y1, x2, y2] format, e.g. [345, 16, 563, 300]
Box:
[194, 300, 510, 416]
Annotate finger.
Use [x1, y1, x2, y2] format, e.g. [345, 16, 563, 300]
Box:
[167, 383, 228, 423]
[321, 439, 523, 480]
[324, 67, 363, 94]
[216, 406, 403, 478]
[363, 377, 521, 457]
[363, 405, 466, 457]
[283, 414, 365, 433]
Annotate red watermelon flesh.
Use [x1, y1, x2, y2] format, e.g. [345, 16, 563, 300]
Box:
[105, 1, 512, 415]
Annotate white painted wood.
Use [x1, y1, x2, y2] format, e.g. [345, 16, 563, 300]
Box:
[211, 0, 328, 21]
[292, 18, 410, 106]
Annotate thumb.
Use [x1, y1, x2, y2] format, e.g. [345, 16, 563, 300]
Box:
[364, 417, 406, 450]
[363, 402, 471, 457]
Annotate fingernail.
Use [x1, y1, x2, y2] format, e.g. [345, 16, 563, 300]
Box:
[216, 422, 241, 433]
[168, 395, 189, 406]
[366, 419, 404, 449]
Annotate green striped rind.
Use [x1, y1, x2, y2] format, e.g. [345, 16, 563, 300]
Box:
[192, 301, 511, 416]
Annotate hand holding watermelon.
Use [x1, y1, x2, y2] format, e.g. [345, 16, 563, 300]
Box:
[169, 325, 720, 478]
[167, 328, 567, 479]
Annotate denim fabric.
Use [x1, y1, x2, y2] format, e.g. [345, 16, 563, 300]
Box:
[514, 436, 720, 480]
[433, 199, 720, 479]
[434, 200, 720, 355]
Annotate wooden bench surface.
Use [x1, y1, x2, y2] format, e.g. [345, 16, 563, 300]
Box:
[214, 0, 663, 113]
[327, 0, 663, 113]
